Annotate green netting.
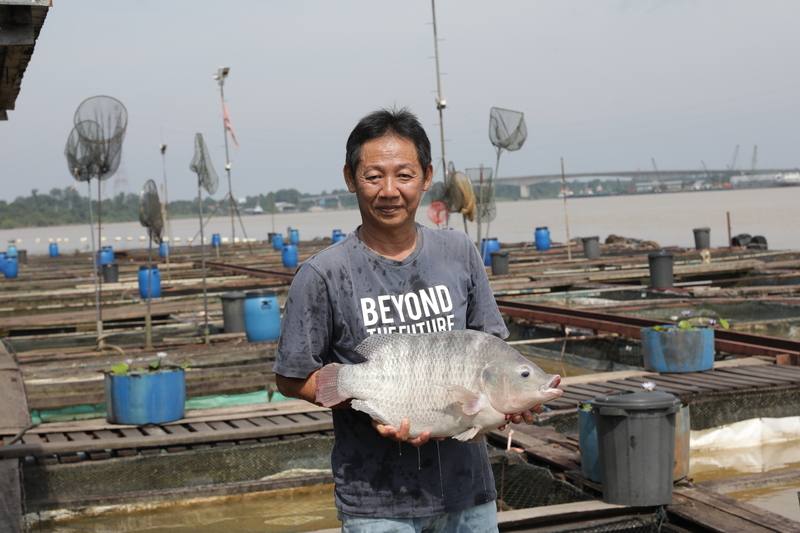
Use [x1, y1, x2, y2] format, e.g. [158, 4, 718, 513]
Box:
[29, 390, 289, 425]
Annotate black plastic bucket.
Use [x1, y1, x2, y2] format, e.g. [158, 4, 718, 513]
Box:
[490, 251, 509, 276]
[648, 250, 673, 289]
[102, 262, 119, 283]
[692, 227, 710, 250]
[582, 236, 601, 260]
[220, 291, 246, 333]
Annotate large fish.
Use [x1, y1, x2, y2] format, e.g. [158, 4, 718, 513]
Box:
[316, 330, 563, 441]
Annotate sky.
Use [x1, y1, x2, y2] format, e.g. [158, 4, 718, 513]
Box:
[1, 0, 798, 202]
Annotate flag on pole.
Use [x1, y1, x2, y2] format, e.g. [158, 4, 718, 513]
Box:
[223, 103, 239, 148]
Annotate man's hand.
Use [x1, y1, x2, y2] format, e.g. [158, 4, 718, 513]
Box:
[372, 417, 432, 448]
[498, 404, 544, 430]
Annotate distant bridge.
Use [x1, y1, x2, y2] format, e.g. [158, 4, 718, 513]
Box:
[480, 168, 798, 197]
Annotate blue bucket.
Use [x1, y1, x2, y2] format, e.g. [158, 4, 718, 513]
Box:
[282, 244, 298, 268]
[481, 238, 500, 266]
[641, 326, 714, 373]
[271, 233, 284, 251]
[105, 369, 186, 425]
[289, 228, 300, 245]
[138, 265, 162, 299]
[332, 229, 345, 244]
[159, 241, 169, 258]
[6, 245, 18, 259]
[98, 246, 114, 266]
[4, 257, 18, 279]
[211, 233, 221, 248]
[578, 405, 602, 482]
[0, 252, 6, 273]
[535, 227, 551, 251]
[244, 290, 280, 342]
[49, 242, 59, 257]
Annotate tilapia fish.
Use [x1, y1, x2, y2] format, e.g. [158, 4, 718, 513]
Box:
[316, 330, 563, 441]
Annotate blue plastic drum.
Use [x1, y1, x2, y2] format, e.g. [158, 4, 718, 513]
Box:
[535, 227, 551, 251]
[244, 290, 281, 342]
[0, 252, 6, 273]
[159, 241, 169, 258]
[332, 229, 342, 240]
[332, 229, 346, 244]
[3, 257, 18, 279]
[282, 244, 298, 268]
[289, 228, 300, 245]
[211, 233, 222, 248]
[482, 238, 500, 266]
[138, 265, 162, 299]
[579, 405, 602, 482]
[271, 233, 284, 251]
[49, 242, 59, 257]
[105, 369, 186, 425]
[98, 246, 114, 266]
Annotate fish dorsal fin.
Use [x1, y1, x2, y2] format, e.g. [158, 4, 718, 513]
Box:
[448, 386, 488, 416]
[353, 334, 399, 361]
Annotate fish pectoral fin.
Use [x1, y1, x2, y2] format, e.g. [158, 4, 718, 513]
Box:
[350, 400, 388, 425]
[451, 426, 482, 442]
[447, 386, 488, 416]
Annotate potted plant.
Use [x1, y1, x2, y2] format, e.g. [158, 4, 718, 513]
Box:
[640, 314, 730, 373]
[104, 353, 187, 425]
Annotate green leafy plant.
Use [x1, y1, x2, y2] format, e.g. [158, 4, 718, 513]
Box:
[106, 353, 188, 376]
[653, 312, 731, 332]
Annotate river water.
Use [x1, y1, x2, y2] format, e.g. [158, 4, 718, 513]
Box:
[2, 188, 797, 254]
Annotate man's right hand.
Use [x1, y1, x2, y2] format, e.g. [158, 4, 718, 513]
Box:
[372, 417, 432, 448]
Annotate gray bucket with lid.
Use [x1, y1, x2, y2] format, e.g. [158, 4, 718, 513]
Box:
[582, 236, 601, 259]
[102, 262, 119, 283]
[490, 251, 509, 275]
[220, 291, 246, 333]
[648, 250, 674, 289]
[692, 227, 710, 250]
[592, 391, 680, 506]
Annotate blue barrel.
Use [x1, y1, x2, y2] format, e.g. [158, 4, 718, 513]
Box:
[138, 265, 162, 299]
[49, 242, 60, 257]
[641, 326, 714, 373]
[282, 244, 298, 268]
[535, 227, 551, 251]
[271, 233, 284, 251]
[244, 290, 281, 342]
[289, 228, 300, 245]
[578, 404, 602, 482]
[105, 369, 186, 425]
[6, 244, 17, 258]
[3, 257, 18, 279]
[482, 237, 500, 266]
[98, 246, 114, 266]
[0, 252, 6, 273]
[332, 229, 346, 244]
[159, 241, 169, 258]
[211, 233, 221, 248]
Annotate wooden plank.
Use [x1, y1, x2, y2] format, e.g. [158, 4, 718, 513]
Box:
[0, 415, 333, 458]
[0, 343, 31, 435]
[624, 376, 700, 394]
[728, 365, 800, 382]
[720, 366, 800, 383]
[64, 431, 94, 443]
[641, 374, 706, 393]
[659, 374, 731, 392]
[703, 370, 783, 386]
[671, 486, 800, 532]
[186, 422, 217, 434]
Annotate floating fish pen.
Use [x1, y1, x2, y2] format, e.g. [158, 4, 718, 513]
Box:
[2, 236, 800, 531]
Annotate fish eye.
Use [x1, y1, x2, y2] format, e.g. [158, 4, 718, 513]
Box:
[521, 369, 530, 378]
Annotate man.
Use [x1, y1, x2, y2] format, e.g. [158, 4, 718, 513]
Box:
[275, 108, 526, 532]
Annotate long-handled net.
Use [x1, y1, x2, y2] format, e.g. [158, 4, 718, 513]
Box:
[64, 96, 128, 349]
[483, 107, 527, 241]
[190, 133, 219, 344]
[139, 179, 164, 350]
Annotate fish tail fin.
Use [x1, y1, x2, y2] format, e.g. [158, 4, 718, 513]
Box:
[315, 363, 347, 407]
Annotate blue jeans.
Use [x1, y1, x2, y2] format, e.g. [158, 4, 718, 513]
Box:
[340, 501, 498, 533]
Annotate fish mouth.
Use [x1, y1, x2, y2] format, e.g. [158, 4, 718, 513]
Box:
[547, 375, 561, 388]
[541, 375, 563, 398]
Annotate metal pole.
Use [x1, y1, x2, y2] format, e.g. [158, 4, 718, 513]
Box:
[726, 211, 732, 249]
[561, 157, 572, 261]
[96, 179, 104, 347]
[160, 144, 172, 282]
[86, 180, 103, 348]
[486, 148, 501, 240]
[145, 238, 153, 350]
[197, 184, 210, 344]
[219, 78, 236, 245]
[476, 165, 484, 247]
[431, 0, 447, 186]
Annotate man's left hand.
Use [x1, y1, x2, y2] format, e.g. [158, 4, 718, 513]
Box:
[498, 404, 544, 430]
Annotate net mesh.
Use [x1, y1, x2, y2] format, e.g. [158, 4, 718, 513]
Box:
[190, 133, 219, 195]
[489, 107, 527, 152]
[71, 95, 128, 181]
[466, 166, 495, 223]
[139, 179, 164, 244]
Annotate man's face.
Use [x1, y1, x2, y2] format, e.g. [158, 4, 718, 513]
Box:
[344, 134, 432, 232]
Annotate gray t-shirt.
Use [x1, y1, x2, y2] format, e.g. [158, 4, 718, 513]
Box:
[273, 224, 509, 518]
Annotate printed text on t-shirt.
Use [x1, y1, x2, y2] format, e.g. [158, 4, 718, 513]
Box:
[360, 285, 455, 335]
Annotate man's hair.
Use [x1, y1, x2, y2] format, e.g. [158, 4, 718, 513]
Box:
[345, 108, 432, 177]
